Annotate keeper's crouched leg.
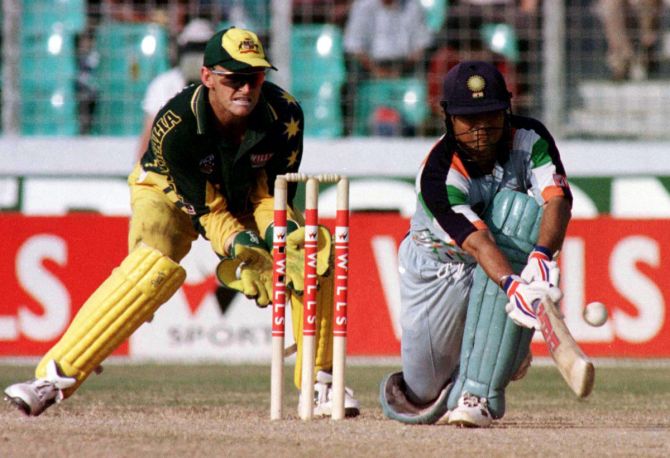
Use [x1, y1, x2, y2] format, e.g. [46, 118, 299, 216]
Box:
[291, 273, 334, 389]
[290, 273, 360, 416]
[35, 245, 186, 398]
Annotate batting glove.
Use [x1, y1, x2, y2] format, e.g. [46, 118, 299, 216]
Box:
[520, 245, 559, 284]
[216, 231, 274, 307]
[502, 275, 563, 329]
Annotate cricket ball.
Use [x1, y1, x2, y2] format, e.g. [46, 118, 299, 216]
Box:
[583, 301, 608, 327]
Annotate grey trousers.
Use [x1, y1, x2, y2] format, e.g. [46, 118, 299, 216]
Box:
[398, 236, 476, 404]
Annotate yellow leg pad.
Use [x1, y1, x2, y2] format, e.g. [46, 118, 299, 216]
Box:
[291, 274, 335, 389]
[35, 245, 186, 397]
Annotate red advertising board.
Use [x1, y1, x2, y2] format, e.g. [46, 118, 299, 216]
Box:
[1, 213, 669, 359]
[0, 215, 129, 355]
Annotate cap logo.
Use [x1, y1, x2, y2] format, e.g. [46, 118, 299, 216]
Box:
[222, 29, 265, 62]
[238, 37, 260, 55]
[466, 75, 486, 99]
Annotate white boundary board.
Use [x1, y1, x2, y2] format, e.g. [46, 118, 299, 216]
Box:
[0, 137, 668, 177]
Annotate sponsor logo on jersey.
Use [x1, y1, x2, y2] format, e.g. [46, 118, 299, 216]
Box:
[150, 110, 182, 163]
[250, 152, 274, 167]
[199, 154, 215, 174]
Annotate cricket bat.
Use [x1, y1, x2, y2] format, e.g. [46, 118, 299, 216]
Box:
[535, 295, 595, 398]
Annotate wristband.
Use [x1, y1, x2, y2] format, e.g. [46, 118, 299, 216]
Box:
[230, 230, 265, 257]
[532, 245, 553, 260]
[498, 274, 512, 290]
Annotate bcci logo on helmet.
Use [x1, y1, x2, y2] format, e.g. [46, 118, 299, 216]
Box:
[466, 75, 486, 99]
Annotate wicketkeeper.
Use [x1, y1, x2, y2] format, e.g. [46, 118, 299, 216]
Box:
[4, 27, 359, 418]
[380, 61, 572, 427]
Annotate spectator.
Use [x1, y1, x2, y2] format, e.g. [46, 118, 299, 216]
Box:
[136, 18, 214, 158]
[596, 0, 662, 81]
[343, 0, 433, 135]
[196, 1, 271, 41]
[75, 29, 100, 135]
[344, 0, 432, 79]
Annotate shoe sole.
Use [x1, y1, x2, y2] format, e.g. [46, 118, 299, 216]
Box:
[447, 412, 491, 428]
[4, 394, 32, 416]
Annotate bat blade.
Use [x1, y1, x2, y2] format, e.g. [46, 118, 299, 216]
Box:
[536, 295, 595, 398]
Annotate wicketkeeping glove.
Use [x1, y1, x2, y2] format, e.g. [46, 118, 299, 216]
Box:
[284, 226, 332, 293]
[520, 245, 559, 284]
[216, 231, 274, 307]
[502, 275, 563, 329]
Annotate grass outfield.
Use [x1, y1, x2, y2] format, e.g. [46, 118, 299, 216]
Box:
[0, 363, 669, 457]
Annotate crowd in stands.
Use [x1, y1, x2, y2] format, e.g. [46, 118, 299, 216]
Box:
[11, 0, 668, 137]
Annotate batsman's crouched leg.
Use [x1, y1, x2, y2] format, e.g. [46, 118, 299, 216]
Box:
[35, 244, 186, 398]
[380, 372, 451, 424]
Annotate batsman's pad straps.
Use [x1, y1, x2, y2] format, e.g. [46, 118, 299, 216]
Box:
[447, 190, 541, 419]
[380, 372, 451, 425]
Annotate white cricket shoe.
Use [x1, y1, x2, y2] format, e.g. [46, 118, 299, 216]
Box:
[4, 360, 76, 416]
[300, 370, 360, 418]
[447, 392, 492, 428]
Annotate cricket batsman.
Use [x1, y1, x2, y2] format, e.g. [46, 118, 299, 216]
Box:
[380, 61, 572, 427]
[4, 27, 359, 418]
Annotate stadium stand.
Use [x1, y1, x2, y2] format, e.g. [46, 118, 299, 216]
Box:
[19, 0, 85, 135]
[353, 77, 429, 136]
[291, 24, 346, 138]
[92, 22, 170, 136]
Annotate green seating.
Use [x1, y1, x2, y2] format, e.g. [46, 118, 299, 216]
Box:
[293, 83, 344, 138]
[353, 78, 429, 136]
[291, 24, 345, 89]
[21, 84, 78, 135]
[481, 23, 519, 63]
[20, 27, 79, 135]
[20, 30, 78, 87]
[291, 24, 346, 137]
[22, 0, 86, 34]
[92, 22, 170, 135]
[421, 0, 449, 33]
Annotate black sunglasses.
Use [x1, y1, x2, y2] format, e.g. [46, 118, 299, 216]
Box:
[209, 69, 266, 89]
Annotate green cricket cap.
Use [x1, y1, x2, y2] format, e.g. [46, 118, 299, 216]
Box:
[203, 27, 277, 71]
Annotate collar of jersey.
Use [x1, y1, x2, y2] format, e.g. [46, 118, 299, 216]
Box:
[191, 84, 274, 137]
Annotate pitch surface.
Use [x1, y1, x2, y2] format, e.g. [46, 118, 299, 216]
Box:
[0, 364, 668, 457]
